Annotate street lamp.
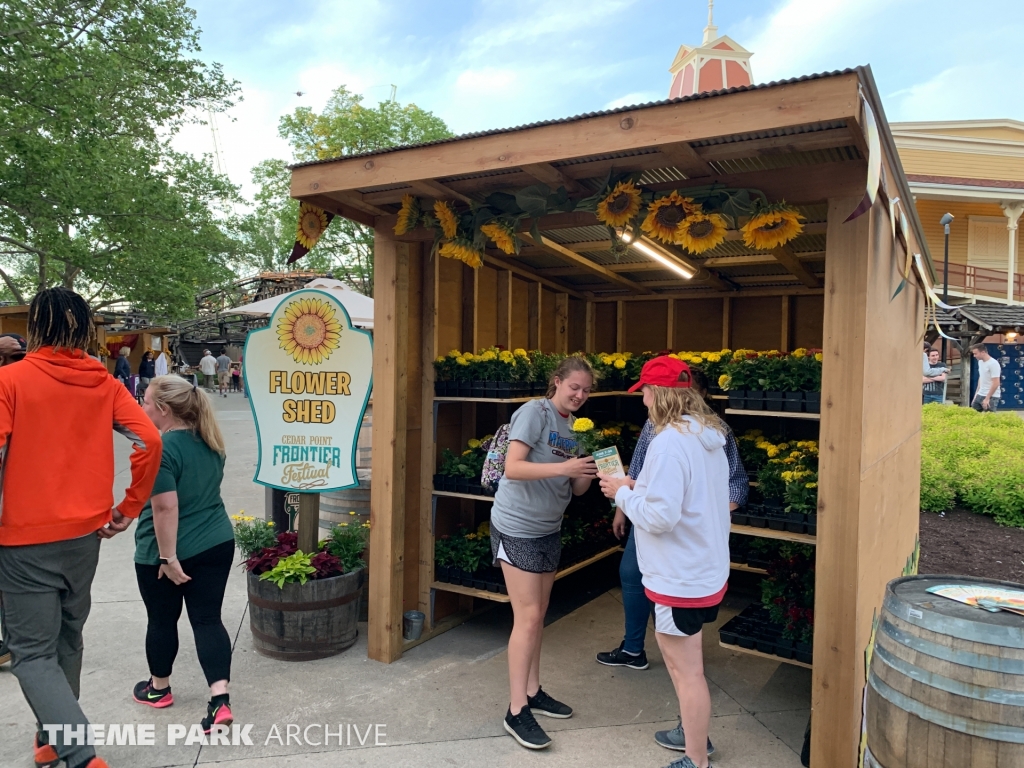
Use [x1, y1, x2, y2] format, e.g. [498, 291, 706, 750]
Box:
[940, 213, 954, 360]
[940, 212, 954, 303]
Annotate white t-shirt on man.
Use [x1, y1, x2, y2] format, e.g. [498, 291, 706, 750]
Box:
[199, 355, 217, 376]
[976, 357, 1002, 399]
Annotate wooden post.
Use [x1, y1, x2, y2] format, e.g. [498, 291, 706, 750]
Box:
[528, 282, 540, 349]
[585, 301, 595, 351]
[368, 228, 410, 663]
[781, 295, 791, 352]
[616, 301, 625, 352]
[496, 270, 512, 349]
[296, 493, 319, 554]
[721, 297, 731, 349]
[812, 196, 922, 766]
[666, 298, 676, 350]
[554, 293, 569, 354]
[462, 265, 478, 353]
[418, 248, 437, 626]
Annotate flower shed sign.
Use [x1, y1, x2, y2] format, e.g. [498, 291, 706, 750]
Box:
[245, 289, 372, 492]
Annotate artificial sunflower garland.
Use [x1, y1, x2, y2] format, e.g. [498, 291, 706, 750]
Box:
[296, 202, 329, 250]
[393, 194, 421, 236]
[676, 211, 728, 254]
[480, 220, 518, 255]
[595, 180, 642, 228]
[740, 203, 805, 250]
[641, 191, 698, 244]
[434, 200, 459, 239]
[439, 238, 483, 269]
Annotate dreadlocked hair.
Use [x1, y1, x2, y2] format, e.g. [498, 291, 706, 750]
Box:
[27, 287, 94, 352]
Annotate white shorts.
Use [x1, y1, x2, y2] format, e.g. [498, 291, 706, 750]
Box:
[655, 604, 691, 636]
[653, 602, 721, 637]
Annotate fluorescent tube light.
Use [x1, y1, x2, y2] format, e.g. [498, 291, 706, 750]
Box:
[617, 230, 697, 280]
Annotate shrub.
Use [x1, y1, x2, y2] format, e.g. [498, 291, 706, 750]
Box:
[921, 405, 1024, 526]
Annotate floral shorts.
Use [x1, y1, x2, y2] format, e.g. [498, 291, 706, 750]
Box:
[491, 526, 561, 574]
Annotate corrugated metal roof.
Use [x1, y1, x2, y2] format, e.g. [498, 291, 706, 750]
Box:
[709, 146, 861, 176]
[692, 120, 851, 147]
[289, 69, 858, 170]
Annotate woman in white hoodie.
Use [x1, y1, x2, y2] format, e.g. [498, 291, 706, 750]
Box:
[599, 356, 729, 768]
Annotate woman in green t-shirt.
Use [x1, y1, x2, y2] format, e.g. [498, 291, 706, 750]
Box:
[131, 375, 236, 735]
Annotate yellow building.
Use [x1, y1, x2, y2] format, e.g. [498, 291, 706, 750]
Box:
[892, 120, 1024, 304]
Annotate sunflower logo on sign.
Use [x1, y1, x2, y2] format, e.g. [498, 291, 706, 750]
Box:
[296, 203, 329, 250]
[276, 297, 342, 365]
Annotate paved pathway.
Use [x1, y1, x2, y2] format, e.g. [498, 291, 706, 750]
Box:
[0, 391, 808, 768]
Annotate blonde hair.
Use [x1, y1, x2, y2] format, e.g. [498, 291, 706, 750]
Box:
[546, 355, 596, 398]
[147, 375, 225, 455]
[119, 346, 130, 357]
[647, 386, 725, 437]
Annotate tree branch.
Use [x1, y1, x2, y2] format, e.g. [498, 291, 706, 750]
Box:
[0, 265, 26, 305]
[90, 298, 127, 311]
[0, 235, 53, 261]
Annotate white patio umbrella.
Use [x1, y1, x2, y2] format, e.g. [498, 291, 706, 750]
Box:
[231, 278, 374, 328]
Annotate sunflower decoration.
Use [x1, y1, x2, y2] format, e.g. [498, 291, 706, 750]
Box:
[296, 203, 329, 250]
[641, 191, 698, 244]
[393, 194, 421, 236]
[276, 297, 342, 365]
[480, 220, 518, 255]
[596, 181, 642, 228]
[439, 238, 483, 269]
[740, 203, 805, 250]
[677, 212, 728, 254]
[434, 200, 459, 239]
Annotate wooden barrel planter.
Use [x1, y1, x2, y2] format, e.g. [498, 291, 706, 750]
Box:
[247, 567, 365, 661]
[866, 575, 1024, 767]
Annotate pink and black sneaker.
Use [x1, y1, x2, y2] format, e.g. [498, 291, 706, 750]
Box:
[201, 695, 233, 734]
[133, 679, 174, 708]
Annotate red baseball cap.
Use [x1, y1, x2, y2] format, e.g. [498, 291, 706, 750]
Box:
[628, 356, 692, 392]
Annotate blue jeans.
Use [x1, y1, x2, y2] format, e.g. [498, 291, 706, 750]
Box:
[922, 393, 943, 405]
[620, 527, 653, 654]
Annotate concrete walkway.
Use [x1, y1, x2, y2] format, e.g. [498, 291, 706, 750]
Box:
[0, 392, 809, 768]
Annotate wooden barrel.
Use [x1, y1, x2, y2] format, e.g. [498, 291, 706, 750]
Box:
[319, 468, 371, 529]
[247, 568, 364, 661]
[866, 575, 1024, 767]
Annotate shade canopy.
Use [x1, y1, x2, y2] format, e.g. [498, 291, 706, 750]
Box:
[231, 278, 374, 328]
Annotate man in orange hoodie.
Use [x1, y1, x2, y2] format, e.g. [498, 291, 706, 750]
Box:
[0, 288, 162, 768]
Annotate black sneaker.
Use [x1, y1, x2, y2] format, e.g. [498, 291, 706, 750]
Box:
[596, 642, 650, 670]
[132, 679, 173, 708]
[527, 687, 573, 719]
[503, 706, 551, 749]
[201, 696, 233, 734]
[664, 756, 713, 768]
[655, 718, 715, 754]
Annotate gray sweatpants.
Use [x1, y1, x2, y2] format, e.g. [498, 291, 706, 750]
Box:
[0, 533, 101, 767]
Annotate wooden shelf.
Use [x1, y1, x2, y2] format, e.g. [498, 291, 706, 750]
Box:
[434, 391, 638, 404]
[730, 562, 768, 575]
[724, 408, 820, 420]
[431, 545, 624, 604]
[432, 490, 495, 502]
[730, 524, 817, 545]
[719, 641, 812, 669]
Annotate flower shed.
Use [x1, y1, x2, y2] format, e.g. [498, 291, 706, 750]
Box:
[288, 67, 934, 768]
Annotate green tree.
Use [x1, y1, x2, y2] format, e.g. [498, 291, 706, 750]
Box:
[0, 0, 240, 317]
[236, 86, 452, 296]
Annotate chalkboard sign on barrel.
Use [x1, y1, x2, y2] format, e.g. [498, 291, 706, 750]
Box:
[866, 575, 1024, 767]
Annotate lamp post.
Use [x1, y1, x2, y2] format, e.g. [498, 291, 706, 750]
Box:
[940, 213, 954, 360]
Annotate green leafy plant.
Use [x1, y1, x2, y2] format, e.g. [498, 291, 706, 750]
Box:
[231, 514, 278, 560]
[438, 439, 488, 478]
[324, 523, 369, 573]
[259, 551, 317, 587]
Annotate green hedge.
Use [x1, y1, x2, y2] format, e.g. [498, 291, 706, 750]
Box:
[921, 405, 1024, 526]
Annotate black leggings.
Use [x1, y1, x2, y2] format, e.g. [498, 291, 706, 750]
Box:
[135, 539, 235, 685]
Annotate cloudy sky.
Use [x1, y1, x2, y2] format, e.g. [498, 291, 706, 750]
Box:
[173, 0, 1024, 198]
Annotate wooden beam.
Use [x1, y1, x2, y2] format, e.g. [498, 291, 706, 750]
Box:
[773, 244, 823, 288]
[781, 295, 791, 352]
[409, 179, 476, 205]
[616, 301, 624, 352]
[537, 261, 663, 277]
[303, 193, 376, 228]
[574, 274, 813, 291]
[695, 127, 858, 162]
[291, 73, 861, 194]
[368, 228, 409, 663]
[722, 297, 731, 349]
[666, 297, 675, 350]
[554, 293, 569, 354]
[585, 301, 595, 350]
[702, 252, 825, 268]
[656, 141, 714, 178]
[529, 283, 542, 349]
[518, 232, 653, 294]
[462, 266, 476, 352]
[520, 162, 586, 194]
[482, 252, 585, 299]
[563, 239, 615, 253]
[418, 244, 436, 626]
[590, 285, 825, 302]
[332, 190, 393, 217]
[496, 270, 512, 348]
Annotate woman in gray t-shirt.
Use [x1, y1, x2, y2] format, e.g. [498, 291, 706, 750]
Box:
[492, 357, 597, 750]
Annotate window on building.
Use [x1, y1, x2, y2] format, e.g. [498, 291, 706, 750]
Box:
[968, 217, 1009, 271]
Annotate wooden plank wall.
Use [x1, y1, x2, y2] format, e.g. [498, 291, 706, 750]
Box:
[813, 195, 923, 766]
